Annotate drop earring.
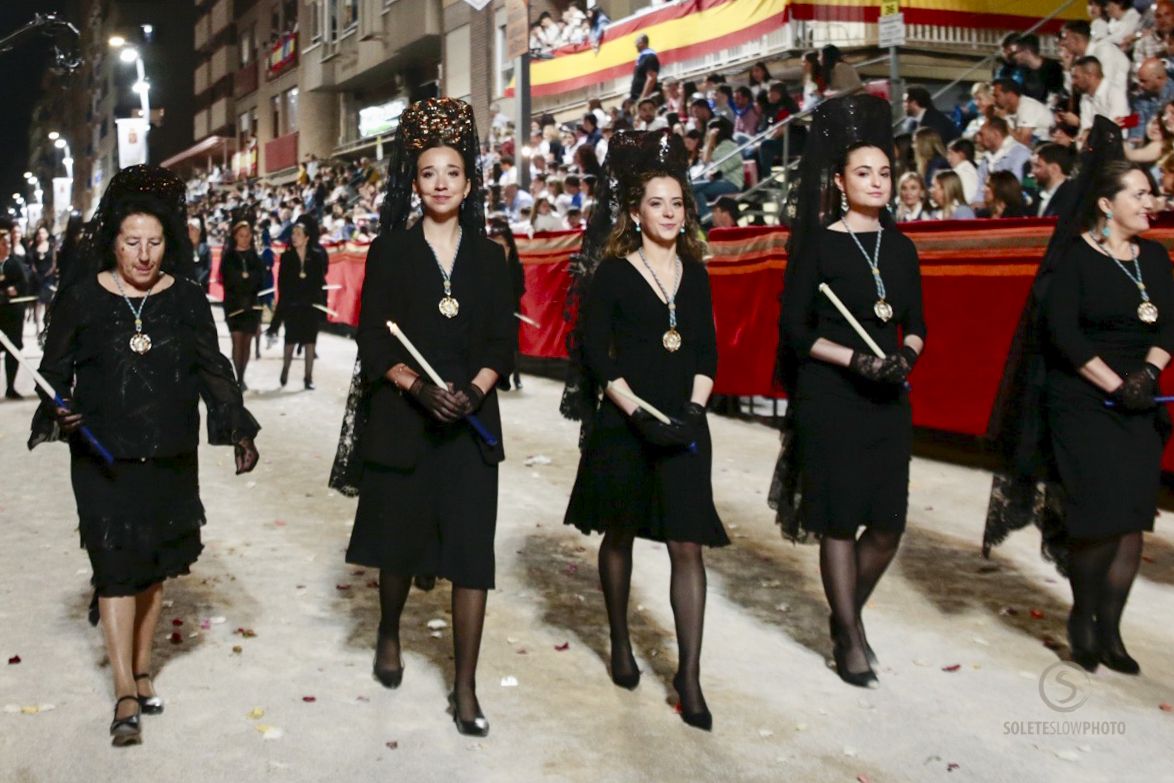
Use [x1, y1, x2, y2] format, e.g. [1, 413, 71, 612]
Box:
[635, 222, 641, 233]
[841, 191, 849, 214]
[680, 225, 686, 235]
[1102, 211, 1112, 239]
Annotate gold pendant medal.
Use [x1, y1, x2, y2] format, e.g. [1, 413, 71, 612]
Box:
[663, 328, 682, 352]
[1138, 301, 1159, 323]
[874, 300, 893, 322]
[439, 295, 460, 318]
[129, 332, 152, 355]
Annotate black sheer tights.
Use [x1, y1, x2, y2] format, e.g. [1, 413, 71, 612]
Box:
[598, 531, 710, 715]
[1068, 532, 1143, 655]
[375, 570, 487, 723]
[820, 528, 903, 673]
[230, 332, 252, 386]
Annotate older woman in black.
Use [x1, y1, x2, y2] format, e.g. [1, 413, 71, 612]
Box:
[565, 132, 727, 732]
[29, 165, 259, 746]
[0, 227, 31, 398]
[220, 220, 265, 389]
[776, 97, 925, 689]
[1043, 162, 1174, 674]
[269, 214, 327, 389]
[333, 98, 514, 737]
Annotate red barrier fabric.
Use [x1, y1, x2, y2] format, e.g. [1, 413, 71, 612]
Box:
[514, 231, 580, 358]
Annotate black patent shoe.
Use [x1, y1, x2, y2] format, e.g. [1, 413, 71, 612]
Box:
[448, 691, 489, 737]
[5, 388, 23, 400]
[279, 367, 289, 387]
[671, 674, 713, 732]
[610, 651, 641, 690]
[134, 673, 164, 715]
[413, 574, 437, 591]
[831, 644, 878, 689]
[304, 378, 315, 391]
[1067, 614, 1100, 673]
[373, 627, 404, 688]
[110, 695, 142, 747]
[830, 615, 878, 666]
[1099, 648, 1141, 675]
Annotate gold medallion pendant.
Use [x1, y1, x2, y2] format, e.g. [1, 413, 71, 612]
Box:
[1138, 301, 1159, 323]
[439, 295, 460, 319]
[874, 300, 894, 322]
[663, 328, 682, 352]
[129, 332, 153, 355]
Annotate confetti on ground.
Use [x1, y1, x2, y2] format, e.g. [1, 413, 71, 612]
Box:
[302, 696, 316, 703]
[7, 656, 19, 665]
[172, 618, 183, 626]
[427, 619, 448, 630]
[232, 645, 243, 654]
[247, 708, 265, 719]
[385, 740, 399, 750]
[523, 454, 552, 466]
[1029, 609, 1045, 620]
[235, 628, 257, 638]
[941, 664, 961, 672]
[554, 642, 570, 651]
[169, 632, 183, 644]
[255, 724, 284, 739]
[1160, 703, 1173, 712]
[500, 676, 518, 687]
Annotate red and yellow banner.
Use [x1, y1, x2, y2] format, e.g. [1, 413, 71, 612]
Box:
[789, 0, 1085, 32]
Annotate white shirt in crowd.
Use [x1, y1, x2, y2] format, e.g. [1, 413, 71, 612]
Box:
[1107, 8, 1141, 47]
[952, 159, 979, 204]
[1081, 76, 1130, 129]
[1009, 95, 1055, 140]
[1089, 39, 1131, 111]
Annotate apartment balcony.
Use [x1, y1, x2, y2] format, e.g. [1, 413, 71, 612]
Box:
[265, 131, 298, 174]
[235, 61, 258, 98]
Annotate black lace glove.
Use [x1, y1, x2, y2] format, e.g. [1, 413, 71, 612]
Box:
[235, 437, 260, 474]
[630, 408, 694, 448]
[54, 398, 84, 435]
[683, 402, 707, 440]
[409, 377, 465, 423]
[455, 383, 486, 417]
[1113, 363, 1161, 412]
[849, 351, 908, 385]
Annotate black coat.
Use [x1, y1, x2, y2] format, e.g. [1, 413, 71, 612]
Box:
[0, 254, 30, 325]
[355, 224, 516, 470]
[1041, 179, 1078, 219]
[916, 107, 959, 144]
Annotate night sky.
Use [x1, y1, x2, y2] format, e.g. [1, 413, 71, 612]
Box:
[0, 1, 81, 218]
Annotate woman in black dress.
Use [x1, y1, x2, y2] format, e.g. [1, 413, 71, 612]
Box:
[29, 224, 56, 336]
[773, 96, 926, 688]
[269, 213, 327, 389]
[331, 98, 514, 737]
[488, 216, 526, 390]
[220, 220, 265, 389]
[29, 165, 260, 746]
[0, 226, 31, 399]
[1044, 162, 1171, 672]
[564, 131, 727, 732]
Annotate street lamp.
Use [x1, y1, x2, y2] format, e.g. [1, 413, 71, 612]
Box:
[48, 131, 73, 180]
[110, 41, 151, 162]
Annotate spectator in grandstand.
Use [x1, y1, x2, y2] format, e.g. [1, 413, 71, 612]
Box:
[1012, 33, 1067, 104]
[580, 113, 602, 146]
[974, 117, 1031, 204]
[708, 84, 732, 124]
[962, 81, 996, 138]
[1088, 0, 1111, 41]
[689, 97, 715, 134]
[1132, 58, 1174, 140]
[992, 32, 1026, 84]
[1127, 99, 1174, 162]
[1030, 143, 1078, 217]
[800, 51, 822, 109]
[575, 144, 604, 182]
[710, 196, 740, 229]
[946, 137, 980, 203]
[895, 172, 929, 222]
[1158, 151, 1174, 206]
[820, 44, 862, 96]
[892, 133, 916, 181]
[1133, 0, 1174, 71]
[732, 86, 762, 141]
[1059, 56, 1131, 132]
[188, 217, 211, 292]
[928, 170, 977, 219]
[588, 7, 610, 51]
[662, 79, 688, 117]
[635, 98, 669, 131]
[630, 34, 661, 101]
[503, 182, 534, 222]
[982, 170, 1029, 217]
[694, 117, 745, 220]
[1061, 20, 1131, 110]
[913, 127, 951, 185]
[992, 78, 1055, 144]
[565, 206, 585, 230]
[902, 87, 960, 142]
[557, 174, 582, 213]
[1105, 0, 1142, 48]
[748, 61, 774, 98]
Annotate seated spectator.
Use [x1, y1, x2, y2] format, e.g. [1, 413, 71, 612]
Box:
[801, 51, 822, 109]
[1105, 0, 1141, 48]
[1132, 58, 1174, 141]
[893, 133, 916, 181]
[693, 117, 745, 220]
[1030, 143, 1078, 217]
[710, 196, 740, 228]
[581, 174, 598, 216]
[1088, 0, 1111, 41]
[503, 182, 534, 221]
[556, 174, 581, 213]
[820, 44, 862, 96]
[962, 82, 996, 138]
[565, 206, 585, 230]
[498, 154, 518, 186]
[575, 143, 603, 178]
[913, 128, 951, 186]
[929, 170, 977, 219]
[635, 98, 668, 131]
[510, 205, 533, 236]
[531, 196, 566, 231]
[992, 78, 1055, 144]
[1157, 152, 1174, 207]
[974, 117, 1031, 205]
[684, 128, 705, 179]
[993, 32, 1026, 83]
[1060, 56, 1130, 132]
[748, 61, 774, 97]
[662, 79, 687, 117]
[689, 97, 715, 134]
[1012, 33, 1066, 103]
[947, 137, 980, 203]
[895, 172, 929, 222]
[903, 86, 960, 142]
[732, 86, 761, 141]
[711, 84, 734, 124]
[1127, 99, 1174, 162]
[580, 113, 602, 146]
[982, 170, 1029, 217]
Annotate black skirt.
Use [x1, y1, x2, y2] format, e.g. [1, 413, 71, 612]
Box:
[565, 402, 729, 546]
[346, 426, 498, 589]
[226, 309, 261, 333]
[70, 450, 205, 597]
[792, 388, 912, 538]
[283, 304, 322, 345]
[1046, 372, 1164, 539]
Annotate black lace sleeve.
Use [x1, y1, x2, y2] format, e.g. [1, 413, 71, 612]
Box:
[189, 284, 260, 444]
[28, 285, 82, 449]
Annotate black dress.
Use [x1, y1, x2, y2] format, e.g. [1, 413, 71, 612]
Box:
[30, 276, 260, 596]
[221, 247, 266, 333]
[564, 257, 728, 546]
[1043, 238, 1174, 539]
[271, 245, 327, 345]
[345, 226, 516, 589]
[780, 227, 926, 537]
[1, 253, 30, 387]
[30, 247, 56, 305]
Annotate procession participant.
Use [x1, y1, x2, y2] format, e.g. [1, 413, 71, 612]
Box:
[563, 130, 727, 731]
[771, 95, 926, 688]
[220, 220, 265, 389]
[268, 214, 327, 389]
[28, 165, 259, 746]
[0, 224, 31, 398]
[330, 98, 514, 737]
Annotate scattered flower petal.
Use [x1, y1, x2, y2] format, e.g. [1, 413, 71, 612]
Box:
[427, 619, 448, 630]
[1042, 635, 1063, 651]
[210, 616, 227, 625]
[247, 708, 265, 719]
[3, 704, 20, 714]
[843, 746, 858, 757]
[523, 454, 552, 466]
[1160, 703, 1172, 712]
[385, 740, 399, 750]
[169, 632, 183, 644]
[947, 763, 960, 772]
[1029, 609, 1045, 620]
[235, 627, 257, 638]
[302, 696, 316, 703]
[758, 728, 774, 738]
[941, 664, 961, 672]
[171, 618, 184, 627]
[20, 705, 39, 715]
[554, 642, 570, 651]
[794, 722, 808, 732]
[232, 645, 243, 654]
[199, 619, 212, 630]
[7, 656, 20, 665]
[999, 606, 1018, 616]
[335, 584, 351, 591]
[500, 676, 518, 687]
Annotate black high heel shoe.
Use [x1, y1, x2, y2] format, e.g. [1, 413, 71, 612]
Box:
[831, 643, 878, 689]
[110, 695, 142, 747]
[279, 366, 289, 387]
[133, 673, 164, 715]
[304, 378, 315, 391]
[373, 628, 404, 688]
[1097, 630, 1140, 675]
[1067, 614, 1100, 673]
[671, 674, 713, 732]
[448, 691, 489, 737]
[610, 651, 641, 690]
[830, 615, 878, 666]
